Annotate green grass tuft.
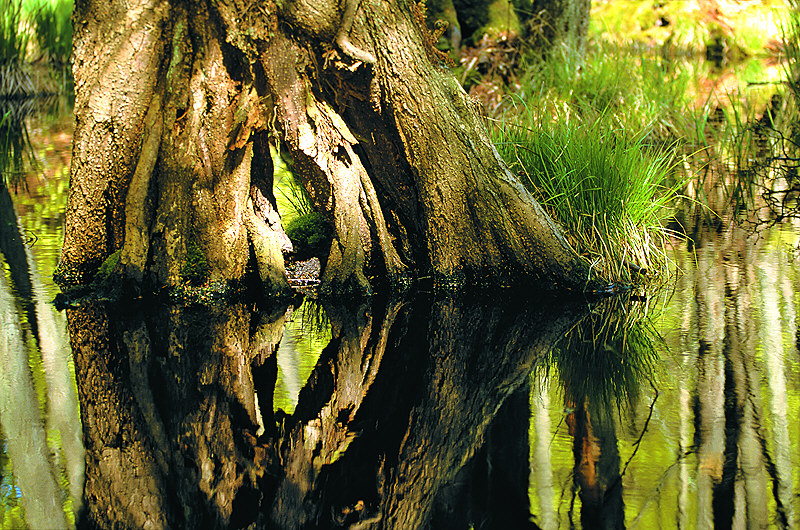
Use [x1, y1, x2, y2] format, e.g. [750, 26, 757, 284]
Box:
[494, 108, 681, 284]
[0, 0, 28, 64]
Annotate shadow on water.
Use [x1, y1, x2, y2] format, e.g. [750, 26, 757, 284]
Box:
[64, 293, 590, 529]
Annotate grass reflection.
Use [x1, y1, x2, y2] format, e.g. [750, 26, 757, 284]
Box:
[0, 101, 37, 187]
[536, 296, 662, 414]
[273, 298, 332, 414]
[530, 297, 664, 529]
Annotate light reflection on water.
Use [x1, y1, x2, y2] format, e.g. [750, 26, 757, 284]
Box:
[0, 105, 79, 528]
[529, 224, 800, 529]
[273, 300, 331, 415]
[2, 110, 800, 529]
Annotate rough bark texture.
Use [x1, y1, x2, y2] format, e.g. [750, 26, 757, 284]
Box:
[58, 0, 595, 296]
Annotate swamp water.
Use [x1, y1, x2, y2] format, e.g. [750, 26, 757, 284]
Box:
[1, 108, 799, 529]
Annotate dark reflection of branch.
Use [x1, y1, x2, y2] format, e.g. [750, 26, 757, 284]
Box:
[431, 383, 536, 530]
[0, 182, 37, 335]
[291, 295, 589, 529]
[69, 292, 591, 529]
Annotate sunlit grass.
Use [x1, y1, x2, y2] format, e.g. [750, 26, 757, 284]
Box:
[494, 106, 681, 284]
[273, 147, 314, 223]
[495, 24, 792, 236]
[0, 0, 27, 64]
[513, 42, 694, 143]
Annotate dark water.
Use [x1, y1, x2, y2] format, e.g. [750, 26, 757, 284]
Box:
[1, 111, 799, 529]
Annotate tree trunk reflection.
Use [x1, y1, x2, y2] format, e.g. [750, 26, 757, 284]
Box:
[68, 294, 587, 529]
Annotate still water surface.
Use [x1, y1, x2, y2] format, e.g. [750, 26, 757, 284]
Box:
[1, 110, 798, 529]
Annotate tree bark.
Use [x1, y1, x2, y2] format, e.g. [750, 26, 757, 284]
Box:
[58, 0, 595, 296]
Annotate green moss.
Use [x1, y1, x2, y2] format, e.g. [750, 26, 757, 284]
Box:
[94, 250, 121, 282]
[285, 212, 333, 260]
[183, 239, 209, 285]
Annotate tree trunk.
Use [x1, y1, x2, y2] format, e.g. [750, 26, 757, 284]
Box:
[528, 0, 591, 52]
[57, 0, 595, 296]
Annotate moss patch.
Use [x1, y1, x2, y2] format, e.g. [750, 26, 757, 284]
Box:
[183, 239, 209, 285]
[285, 212, 333, 261]
[94, 250, 121, 282]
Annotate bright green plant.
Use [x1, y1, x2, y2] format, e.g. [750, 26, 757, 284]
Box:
[94, 250, 121, 282]
[514, 42, 693, 144]
[273, 146, 335, 260]
[0, 0, 35, 97]
[31, 0, 72, 66]
[494, 107, 681, 284]
[285, 212, 333, 261]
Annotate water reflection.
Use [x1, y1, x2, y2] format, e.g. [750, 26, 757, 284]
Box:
[0, 96, 78, 528]
[65, 294, 588, 528]
[0, 115, 81, 525]
[3, 89, 800, 529]
[531, 297, 660, 529]
[274, 300, 331, 415]
[530, 224, 800, 529]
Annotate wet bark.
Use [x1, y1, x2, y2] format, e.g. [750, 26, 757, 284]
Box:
[58, 0, 596, 297]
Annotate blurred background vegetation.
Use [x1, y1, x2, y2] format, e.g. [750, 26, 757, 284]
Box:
[1, 0, 72, 99]
[435, 0, 797, 286]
